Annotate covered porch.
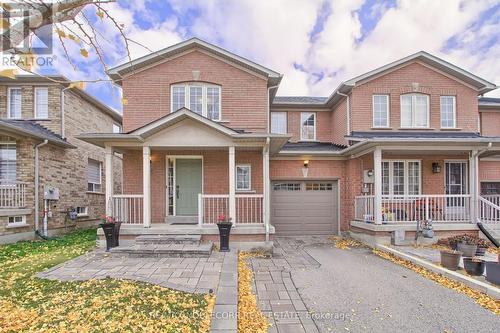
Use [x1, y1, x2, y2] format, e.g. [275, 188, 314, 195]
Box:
[78, 108, 288, 241]
[350, 141, 500, 230]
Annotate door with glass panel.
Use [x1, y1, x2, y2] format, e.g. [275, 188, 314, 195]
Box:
[445, 162, 468, 218]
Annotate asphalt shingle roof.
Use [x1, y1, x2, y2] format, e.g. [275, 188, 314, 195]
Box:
[348, 131, 482, 139]
[273, 96, 328, 105]
[281, 142, 346, 152]
[479, 97, 500, 107]
[0, 120, 73, 147]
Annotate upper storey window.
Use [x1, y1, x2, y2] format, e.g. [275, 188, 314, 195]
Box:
[271, 112, 287, 134]
[300, 112, 316, 141]
[440, 96, 456, 128]
[171, 83, 221, 121]
[34, 87, 49, 119]
[372, 95, 389, 128]
[7, 87, 22, 119]
[400, 94, 429, 128]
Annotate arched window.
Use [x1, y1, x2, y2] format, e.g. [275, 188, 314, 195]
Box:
[400, 93, 429, 128]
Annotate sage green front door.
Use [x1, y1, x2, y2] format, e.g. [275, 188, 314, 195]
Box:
[175, 159, 202, 216]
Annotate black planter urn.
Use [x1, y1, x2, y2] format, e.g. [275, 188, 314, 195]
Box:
[217, 222, 232, 252]
[113, 221, 122, 247]
[100, 223, 116, 251]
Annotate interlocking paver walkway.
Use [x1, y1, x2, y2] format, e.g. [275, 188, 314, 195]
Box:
[249, 237, 332, 333]
[37, 249, 225, 294]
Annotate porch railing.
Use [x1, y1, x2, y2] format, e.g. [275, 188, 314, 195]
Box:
[111, 194, 143, 224]
[355, 194, 471, 223]
[199, 194, 264, 224]
[478, 196, 500, 224]
[0, 181, 28, 209]
[482, 194, 500, 207]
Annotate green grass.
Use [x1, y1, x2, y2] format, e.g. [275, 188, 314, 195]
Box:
[0, 229, 213, 332]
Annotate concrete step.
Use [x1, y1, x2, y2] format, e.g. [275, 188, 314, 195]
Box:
[166, 216, 198, 225]
[110, 241, 213, 258]
[135, 234, 202, 245]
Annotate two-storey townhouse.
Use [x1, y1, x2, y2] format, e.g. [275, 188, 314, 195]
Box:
[79, 39, 500, 246]
[0, 75, 122, 243]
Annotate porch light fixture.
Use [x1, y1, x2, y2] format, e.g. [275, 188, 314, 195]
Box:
[367, 169, 374, 177]
[432, 162, 441, 173]
[302, 160, 309, 178]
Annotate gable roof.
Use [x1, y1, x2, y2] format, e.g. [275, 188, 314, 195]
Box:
[129, 108, 240, 137]
[0, 120, 75, 148]
[318, 51, 497, 107]
[108, 38, 282, 87]
[0, 75, 122, 123]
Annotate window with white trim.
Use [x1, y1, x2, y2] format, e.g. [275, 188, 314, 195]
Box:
[8, 215, 26, 226]
[112, 123, 122, 133]
[373, 95, 389, 127]
[8, 87, 22, 119]
[171, 83, 221, 120]
[0, 143, 16, 182]
[271, 112, 287, 134]
[34, 87, 49, 119]
[382, 160, 421, 196]
[400, 94, 429, 128]
[75, 206, 88, 216]
[300, 112, 316, 141]
[236, 165, 251, 191]
[440, 96, 456, 128]
[87, 159, 102, 192]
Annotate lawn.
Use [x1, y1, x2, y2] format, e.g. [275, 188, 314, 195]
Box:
[0, 229, 214, 332]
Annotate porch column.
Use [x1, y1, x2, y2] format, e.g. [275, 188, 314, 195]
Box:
[263, 143, 270, 240]
[143, 146, 151, 228]
[104, 146, 114, 216]
[229, 146, 236, 223]
[373, 147, 383, 225]
[469, 150, 478, 223]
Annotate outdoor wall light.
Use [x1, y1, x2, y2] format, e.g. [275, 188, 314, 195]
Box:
[302, 160, 309, 178]
[432, 162, 441, 173]
[303, 160, 309, 168]
[367, 169, 374, 177]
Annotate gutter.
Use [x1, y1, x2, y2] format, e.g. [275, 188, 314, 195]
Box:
[34, 140, 48, 234]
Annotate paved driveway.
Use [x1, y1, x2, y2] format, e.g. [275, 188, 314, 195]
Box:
[289, 239, 500, 333]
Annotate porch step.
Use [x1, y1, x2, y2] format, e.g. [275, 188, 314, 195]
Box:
[135, 234, 202, 245]
[166, 216, 198, 225]
[110, 241, 213, 258]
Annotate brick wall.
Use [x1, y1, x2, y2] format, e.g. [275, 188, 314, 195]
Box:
[479, 161, 500, 182]
[479, 110, 500, 136]
[350, 61, 479, 133]
[0, 84, 123, 238]
[121, 49, 269, 133]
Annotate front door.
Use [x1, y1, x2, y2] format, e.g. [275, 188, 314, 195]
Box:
[175, 159, 202, 216]
[445, 162, 468, 213]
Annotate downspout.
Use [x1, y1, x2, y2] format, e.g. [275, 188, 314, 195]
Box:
[335, 91, 350, 136]
[60, 87, 71, 139]
[472, 142, 492, 222]
[34, 140, 48, 235]
[263, 137, 270, 242]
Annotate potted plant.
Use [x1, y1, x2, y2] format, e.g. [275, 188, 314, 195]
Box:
[454, 234, 478, 257]
[216, 214, 232, 252]
[485, 249, 500, 286]
[463, 257, 485, 276]
[475, 238, 489, 256]
[100, 215, 121, 251]
[440, 249, 462, 271]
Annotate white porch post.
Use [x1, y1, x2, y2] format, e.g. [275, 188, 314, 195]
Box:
[105, 146, 114, 216]
[373, 147, 383, 225]
[143, 146, 151, 228]
[229, 146, 236, 224]
[469, 150, 478, 223]
[263, 142, 270, 241]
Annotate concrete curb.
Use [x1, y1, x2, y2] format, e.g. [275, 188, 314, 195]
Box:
[376, 244, 500, 300]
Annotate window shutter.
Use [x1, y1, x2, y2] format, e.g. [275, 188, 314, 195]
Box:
[87, 159, 101, 184]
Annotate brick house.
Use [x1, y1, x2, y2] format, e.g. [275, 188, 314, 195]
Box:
[0, 75, 122, 243]
[79, 38, 500, 245]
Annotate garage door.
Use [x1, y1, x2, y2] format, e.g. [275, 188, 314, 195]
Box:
[271, 181, 338, 235]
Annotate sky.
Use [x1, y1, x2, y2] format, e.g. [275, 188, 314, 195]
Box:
[31, 0, 500, 111]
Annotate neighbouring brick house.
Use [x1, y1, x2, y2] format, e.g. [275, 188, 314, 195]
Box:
[0, 75, 122, 243]
[79, 38, 500, 245]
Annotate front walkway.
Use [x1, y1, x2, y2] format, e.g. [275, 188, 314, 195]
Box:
[37, 249, 225, 294]
[258, 237, 500, 333]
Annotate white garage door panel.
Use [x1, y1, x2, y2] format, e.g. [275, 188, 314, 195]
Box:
[271, 181, 338, 235]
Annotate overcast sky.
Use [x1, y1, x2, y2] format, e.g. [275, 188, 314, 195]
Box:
[39, 0, 500, 111]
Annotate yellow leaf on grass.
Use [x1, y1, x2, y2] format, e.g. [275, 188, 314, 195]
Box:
[80, 49, 89, 58]
[0, 69, 17, 79]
